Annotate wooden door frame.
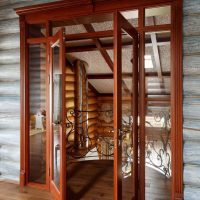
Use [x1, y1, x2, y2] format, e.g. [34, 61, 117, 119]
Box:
[49, 28, 66, 200]
[17, 0, 183, 199]
[113, 11, 139, 200]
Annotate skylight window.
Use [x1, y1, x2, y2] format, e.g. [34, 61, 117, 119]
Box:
[144, 55, 153, 69]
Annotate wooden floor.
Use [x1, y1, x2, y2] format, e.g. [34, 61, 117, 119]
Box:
[0, 181, 53, 200]
[0, 160, 171, 200]
[66, 160, 171, 200]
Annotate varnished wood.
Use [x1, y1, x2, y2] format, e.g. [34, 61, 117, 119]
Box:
[66, 30, 113, 41]
[19, 15, 27, 187]
[0, 182, 53, 200]
[139, 7, 146, 200]
[87, 72, 170, 79]
[16, 0, 183, 199]
[66, 160, 171, 200]
[171, 1, 183, 199]
[66, 37, 170, 53]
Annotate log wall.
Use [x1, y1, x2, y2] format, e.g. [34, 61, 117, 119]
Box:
[0, 0, 58, 182]
[0, 1, 200, 199]
[183, 0, 200, 199]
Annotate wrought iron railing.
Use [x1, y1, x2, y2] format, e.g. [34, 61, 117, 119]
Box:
[145, 111, 171, 177]
[64, 109, 171, 177]
[66, 109, 114, 161]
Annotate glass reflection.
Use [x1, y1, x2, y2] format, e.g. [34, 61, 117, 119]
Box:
[29, 43, 46, 184]
[145, 31, 171, 199]
[52, 44, 61, 189]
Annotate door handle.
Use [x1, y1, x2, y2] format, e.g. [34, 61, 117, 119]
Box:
[52, 121, 61, 126]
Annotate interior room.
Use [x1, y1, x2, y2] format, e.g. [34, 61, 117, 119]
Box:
[25, 6, 172, 199]
[4, 0, 200, 199]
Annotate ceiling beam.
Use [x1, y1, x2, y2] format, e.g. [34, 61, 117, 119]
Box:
[66, 37, 170, 53]
[147, 16, 166, 94]
[83, 23, 130, 94]
[151, 32, 163, 81]
[97, 93, 170, 102]
[83, 24, 113, 71]
[87, 72, 170, 79]
[65, 30, 113, 41]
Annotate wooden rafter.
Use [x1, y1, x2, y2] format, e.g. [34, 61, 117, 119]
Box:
[83, 24, 113, 71]
[66, 37, 170, 53]
[87, 72, 170, 79]
[147, 17, 165, 90]
[83, 23, 130, 94]
[65, 30, 113, 41]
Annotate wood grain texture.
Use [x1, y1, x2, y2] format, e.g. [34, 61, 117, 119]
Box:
[183, 55, 200, 75]
[183, 0, 200, 199]
[183, 0, 200, 15]
[0, 182, 53, 200]
[184, 141, 200, 165]
[183, 36, 200, 55]
[183, 76, 200, 96]
[184, 165, 200, 186]
[183, 128, 200, 142]
[184, 186, 200, 200]
[0, 0, 59, 183]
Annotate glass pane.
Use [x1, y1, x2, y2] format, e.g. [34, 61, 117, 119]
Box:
[52, 43, 61, 189]
[121, 29, 137, 199]
[145, 6, 171, 26]
[64, 12, 114, 199]
[29, 43, 46, 184]
[29, 24, 46, 38]
[145, 31, 171, 199]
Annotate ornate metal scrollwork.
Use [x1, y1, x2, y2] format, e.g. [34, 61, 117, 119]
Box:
[65, 108, 171, 178]
[66, 108, 114, 160]
[145, 111, 171, 177]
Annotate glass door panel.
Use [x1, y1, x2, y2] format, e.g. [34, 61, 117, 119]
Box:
[50, 28, 66, 200]
[114, 12, 139, 200]
[29, 43, 47, 184]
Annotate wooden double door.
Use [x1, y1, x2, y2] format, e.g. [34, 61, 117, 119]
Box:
[48, 12, 139, 200]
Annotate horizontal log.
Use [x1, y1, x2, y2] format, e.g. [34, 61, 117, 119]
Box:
[183, 0, 200, 15]
[184, 164, 200, 186]
[183, 55, 200, 75]
[65, 91, 75, 98]
[183, 128, 200, 142]
[183, 36, 200, 55]
[184, 119, 200, 130]
[183, 101, 200, 120]
[0, 64, 20, 81]
[0, 49, 20, 64]
[184, 141, 200, 165]
[88, 98, 97, 105]
[183, 76, 200, 96]
[0, 160, 19, 182]
[66, 101, 74, 108]
[65, 75, 75, 82]
[183, 15, 200, 37]
[0, 130, 19, 148]
[0, 82, 20, 96]
[0, 145, 20, 162]
[0, 9, 18, 21]
[65, 83, 75, 91]
[0, 116, 20, 130]
[0, 98, 20, 113]
[184, 185, 200, 200]
[0, 33, 20, 50]
[0, 19, 19, 35]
